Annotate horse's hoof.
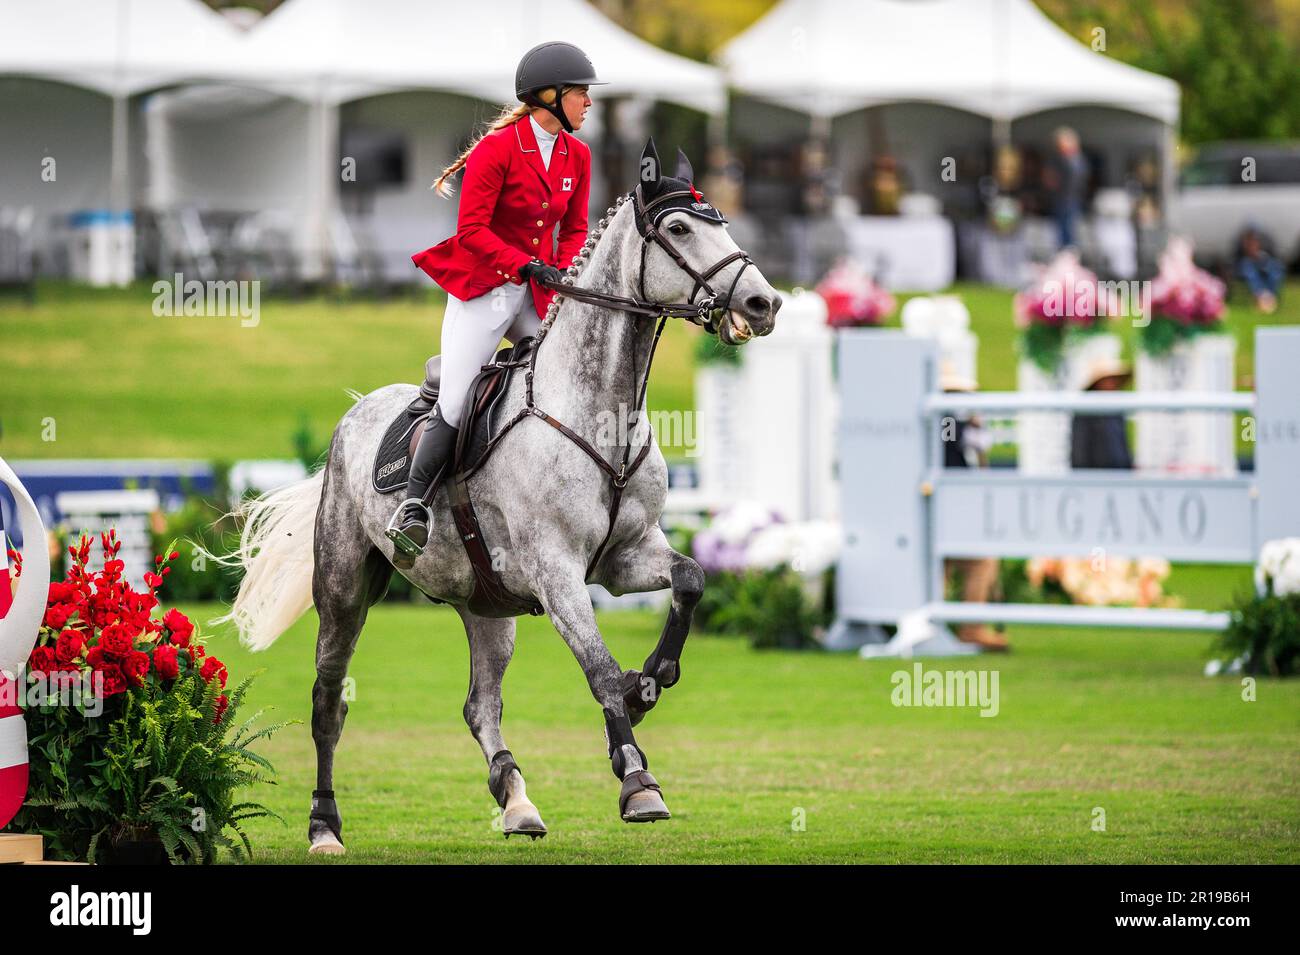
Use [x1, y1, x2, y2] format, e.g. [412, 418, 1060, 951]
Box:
[308, 833, 346, 855]
[503, 798, 547, 839]
[619, 770, 671, 823]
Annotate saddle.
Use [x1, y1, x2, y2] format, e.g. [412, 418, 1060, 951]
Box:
[372, 339, 544, 618]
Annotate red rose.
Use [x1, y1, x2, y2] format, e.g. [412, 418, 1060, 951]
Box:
[48, 581, 79, 603]
[122, 651, 150, 687]
[55, 629, 86, 665]
[29, 646, 58, 673]
[93, 663, 127, 698]
[163, 609, 195, 646]
[43, 604, 73, 630]
[213, 694, 229, 723]
[152, 643, 180, 681]
[86, 646, 106, 669]
[99, 624, 136, 660]
[200, 656, 228, 688]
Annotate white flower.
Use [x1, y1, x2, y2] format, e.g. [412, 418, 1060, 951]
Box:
[745, 521, 842, 576]
[1257, 538, 1300, 596]
[709, 500, 780, 546]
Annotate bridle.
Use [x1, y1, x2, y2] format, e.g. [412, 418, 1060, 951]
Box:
[536, 183, 756, 332]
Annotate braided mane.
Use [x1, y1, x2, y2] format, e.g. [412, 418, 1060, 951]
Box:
[540, 191, 632, 331]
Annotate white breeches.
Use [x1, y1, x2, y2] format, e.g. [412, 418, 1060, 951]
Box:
[436, 282, 543, 428]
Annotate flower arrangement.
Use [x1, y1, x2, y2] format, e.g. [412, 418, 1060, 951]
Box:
[1025, 555, 1173, 608]
[689, 503, 840, 648]
[6, 530, 285, 863]
[1139, 238, 1227, 356]
[1014, 251, 1114, 372]
[1216, 538, 1300, 676]
[815, 258, 896, 328]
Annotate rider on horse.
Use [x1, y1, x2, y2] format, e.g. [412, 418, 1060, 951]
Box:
[388, 41, 605, 565]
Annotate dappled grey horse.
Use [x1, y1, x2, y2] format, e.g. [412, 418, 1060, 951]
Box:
[215, 141, 781, 853]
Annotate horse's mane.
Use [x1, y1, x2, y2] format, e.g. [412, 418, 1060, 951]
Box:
[540, 191, 632, 330]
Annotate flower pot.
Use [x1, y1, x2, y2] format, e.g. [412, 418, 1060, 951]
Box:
[1017, 332, 1122, 475]
[1135, 333, 1236, 475]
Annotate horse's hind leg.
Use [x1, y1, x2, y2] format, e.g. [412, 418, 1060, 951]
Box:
[308, 446, 391, 855]
[457, 608, 547, 839]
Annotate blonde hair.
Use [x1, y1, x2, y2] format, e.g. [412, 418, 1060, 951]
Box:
[431, 87, 578, 198]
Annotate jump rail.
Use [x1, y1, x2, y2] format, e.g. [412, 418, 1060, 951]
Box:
[827, 327, 1300, 654]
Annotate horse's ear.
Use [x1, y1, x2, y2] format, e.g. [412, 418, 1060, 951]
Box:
[639, 138, 662, 190]
[674, 147, 695, 183]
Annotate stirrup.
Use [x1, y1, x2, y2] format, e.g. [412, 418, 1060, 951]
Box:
[385, 497, 431, 560]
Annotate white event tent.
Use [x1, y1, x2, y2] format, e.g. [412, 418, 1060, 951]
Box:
[1, 0, 724, 282]
[0, 0, 251, 267]
[718, 0, 1179, 199]
[716, 0, 1180, 287]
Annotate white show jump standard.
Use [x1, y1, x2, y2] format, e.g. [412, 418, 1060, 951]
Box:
[829, 327, 1300, 643]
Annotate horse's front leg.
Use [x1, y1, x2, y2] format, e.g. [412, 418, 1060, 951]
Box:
[601, 526, 704, 726]
[531, 557, 671, 823]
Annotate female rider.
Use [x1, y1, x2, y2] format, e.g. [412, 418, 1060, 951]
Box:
[388, 41, 604, 565]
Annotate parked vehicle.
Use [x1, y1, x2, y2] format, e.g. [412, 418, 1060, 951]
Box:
[1170, 142, 1300, 269]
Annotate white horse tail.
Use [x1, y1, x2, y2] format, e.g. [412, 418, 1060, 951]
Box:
[208, 468, 324, 651]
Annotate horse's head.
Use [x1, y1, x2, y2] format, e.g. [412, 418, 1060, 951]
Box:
[631, 138, 781, 344]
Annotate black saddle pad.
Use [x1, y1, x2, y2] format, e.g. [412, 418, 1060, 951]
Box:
[372, 402, 428, 495]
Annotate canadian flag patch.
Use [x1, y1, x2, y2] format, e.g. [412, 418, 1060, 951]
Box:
[561, 177, 573, 192]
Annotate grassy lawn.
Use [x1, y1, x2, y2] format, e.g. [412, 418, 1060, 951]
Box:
[2, 279, 1295, 461]
[201, 594, 1299, 864]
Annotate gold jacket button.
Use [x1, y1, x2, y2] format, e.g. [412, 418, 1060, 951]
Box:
[531, 237, 539, 245]
[542, 202, 549, 209]
[536, 219, 544, 227]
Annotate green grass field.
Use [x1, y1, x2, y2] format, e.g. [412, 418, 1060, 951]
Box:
[204, 587, 1299, 864]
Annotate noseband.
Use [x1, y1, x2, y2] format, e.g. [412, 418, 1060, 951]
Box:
[537, 184, 755, 331]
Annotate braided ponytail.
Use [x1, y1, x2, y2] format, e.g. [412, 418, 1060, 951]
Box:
[431, 103, 531, 197]
[431, 87, 579, 198]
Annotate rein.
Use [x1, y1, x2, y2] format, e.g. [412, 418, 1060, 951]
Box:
[464, 185, 754, 580]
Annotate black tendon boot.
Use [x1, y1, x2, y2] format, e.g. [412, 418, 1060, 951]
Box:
[386, 405, 459, 568]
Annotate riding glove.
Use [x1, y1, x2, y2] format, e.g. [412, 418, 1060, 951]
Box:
[519, 259, 564, 286]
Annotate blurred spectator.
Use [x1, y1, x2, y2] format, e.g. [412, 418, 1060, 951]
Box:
[939, 364, 1008, 652]
[1235, 224, 1284, 315]
[1043, 126, 1088, 250]
[700, 144, 744, 214]
[866, 154, 906, 215]
[1071, 357, 1133, 470]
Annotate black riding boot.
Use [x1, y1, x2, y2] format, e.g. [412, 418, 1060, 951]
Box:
[386, 405, 459, 567]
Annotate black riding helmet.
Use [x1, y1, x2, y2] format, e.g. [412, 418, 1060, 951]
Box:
[515, 41, 606, 134]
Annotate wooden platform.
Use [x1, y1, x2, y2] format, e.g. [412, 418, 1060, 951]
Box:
[0, 833, 90, 865]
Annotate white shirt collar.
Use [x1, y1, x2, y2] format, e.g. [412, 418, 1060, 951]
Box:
[529, 113, 558, 144]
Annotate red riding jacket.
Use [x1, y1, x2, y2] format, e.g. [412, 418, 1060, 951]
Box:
[412, 116, 592, 320]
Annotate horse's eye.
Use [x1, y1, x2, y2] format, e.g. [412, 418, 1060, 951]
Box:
[668, 222, 689, 236]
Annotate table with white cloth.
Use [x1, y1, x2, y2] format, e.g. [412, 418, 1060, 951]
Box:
[837, 214, 956, 291]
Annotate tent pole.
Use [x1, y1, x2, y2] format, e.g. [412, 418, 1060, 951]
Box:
[110, 92, 129, 214]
